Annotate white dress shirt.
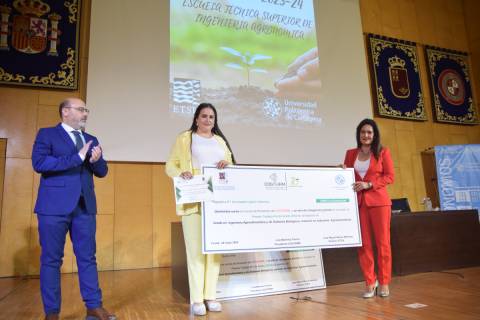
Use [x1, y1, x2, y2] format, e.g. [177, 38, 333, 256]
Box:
[61, 122, 86, 161]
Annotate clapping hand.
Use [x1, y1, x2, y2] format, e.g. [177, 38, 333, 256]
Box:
[89, 145, 103, 163]
[79, 141, 92, 159]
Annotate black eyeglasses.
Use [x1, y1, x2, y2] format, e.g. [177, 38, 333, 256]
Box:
[66, 106, 90, 113]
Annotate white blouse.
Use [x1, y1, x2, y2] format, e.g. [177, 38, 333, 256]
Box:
[354, 156, 370, 179]
[191, 133, 225, 169]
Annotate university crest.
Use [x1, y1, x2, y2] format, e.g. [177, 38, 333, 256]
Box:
[425, 46, 478, 124]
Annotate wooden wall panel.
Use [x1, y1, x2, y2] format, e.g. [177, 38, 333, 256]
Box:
[411, 153, 427, 209]
[433, 0, 455, 48]
[359, 0, 382, 34]
[37, 92, 76, 107]
[0, 139, 6, 156]
[95, 162, 115, 272]
[450, 8, 469, 50]
[395, 128, 416, 170]
[417, 44, 434, 121]
[28, 175, 41, 275]
[375, 118, 399, 160]
[113, 164, 153, 270]
[414, 0, 438, 45]
[386, 166, 403, 200]
[431, 123, 451, 146]
[0, 88, 38, 158]
[449, 134, 469, 145]
[96, 214, 114, 271]
[466, 126, 480, 143]
[0, 139, 5, 248]
[37, 105, 61, 130]
[379, 0, 402, 38]
[95, 164, 115, 215]
[464, 0, 480, 44]
[396, 130, 421, 210]
[398, 0, 420, 42]
[0, 159, 34, 276]
[27, 214, 40, 275]
[152, 164, 180, 268]
[412, 122, 434, 152]
[464, 0, 480, 144]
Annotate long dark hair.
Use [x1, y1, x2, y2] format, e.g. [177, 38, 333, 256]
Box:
[356, 118, 382, 159]
[189, 103, 236, 164]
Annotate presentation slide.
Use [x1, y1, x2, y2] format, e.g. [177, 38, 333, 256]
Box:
[171, 0, 320, 127]
[87, 0, 372, 165]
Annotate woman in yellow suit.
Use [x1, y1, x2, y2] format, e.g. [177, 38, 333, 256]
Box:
[166, 103, 235, 316]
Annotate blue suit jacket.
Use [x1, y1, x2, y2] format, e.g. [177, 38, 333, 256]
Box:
[32, 123, 108, 215]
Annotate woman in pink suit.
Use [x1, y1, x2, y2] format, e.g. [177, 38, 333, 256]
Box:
[344, 118, 394, 298]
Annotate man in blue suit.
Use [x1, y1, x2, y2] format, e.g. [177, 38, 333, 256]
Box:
[32, 98, 116, 320]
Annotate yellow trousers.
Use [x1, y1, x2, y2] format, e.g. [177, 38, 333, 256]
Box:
[182, 212, 221, 303]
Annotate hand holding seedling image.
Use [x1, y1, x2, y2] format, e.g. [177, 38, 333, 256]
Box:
[275, 47, 321, 96]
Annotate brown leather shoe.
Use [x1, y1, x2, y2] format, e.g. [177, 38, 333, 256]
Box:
[86, 307, 117, 320]
[44, 314, 59, 320]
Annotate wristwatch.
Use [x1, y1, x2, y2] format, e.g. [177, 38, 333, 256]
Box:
[368, 182, 373, 189]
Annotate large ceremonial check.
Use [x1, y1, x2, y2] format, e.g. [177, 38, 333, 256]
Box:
[202, 165, 362, 253]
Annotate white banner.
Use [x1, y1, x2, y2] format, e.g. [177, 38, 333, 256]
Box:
[202, 165, 361, 253]
[217, 249, 325, 300]
[435, 144, 480, 215]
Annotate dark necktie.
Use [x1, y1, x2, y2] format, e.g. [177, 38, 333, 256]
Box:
[72, 131, 84, 151]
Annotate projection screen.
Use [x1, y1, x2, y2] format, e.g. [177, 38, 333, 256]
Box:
[87, 0, 372, 165]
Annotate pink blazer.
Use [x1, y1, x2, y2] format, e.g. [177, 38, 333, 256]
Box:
[344, 147, 395, 207]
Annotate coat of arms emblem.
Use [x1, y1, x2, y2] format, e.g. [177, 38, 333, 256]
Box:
[0, 0, 61, 56]
[388, 56, 410, 99]
[367, 34, 426, 121]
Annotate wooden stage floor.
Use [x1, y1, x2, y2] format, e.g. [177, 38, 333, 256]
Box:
[0, 267, 479, 320]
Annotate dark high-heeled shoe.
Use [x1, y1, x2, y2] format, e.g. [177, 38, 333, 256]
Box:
[362, 280, 378, 298]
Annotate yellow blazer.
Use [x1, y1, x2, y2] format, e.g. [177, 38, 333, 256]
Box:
[165, 130, 233, 216]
